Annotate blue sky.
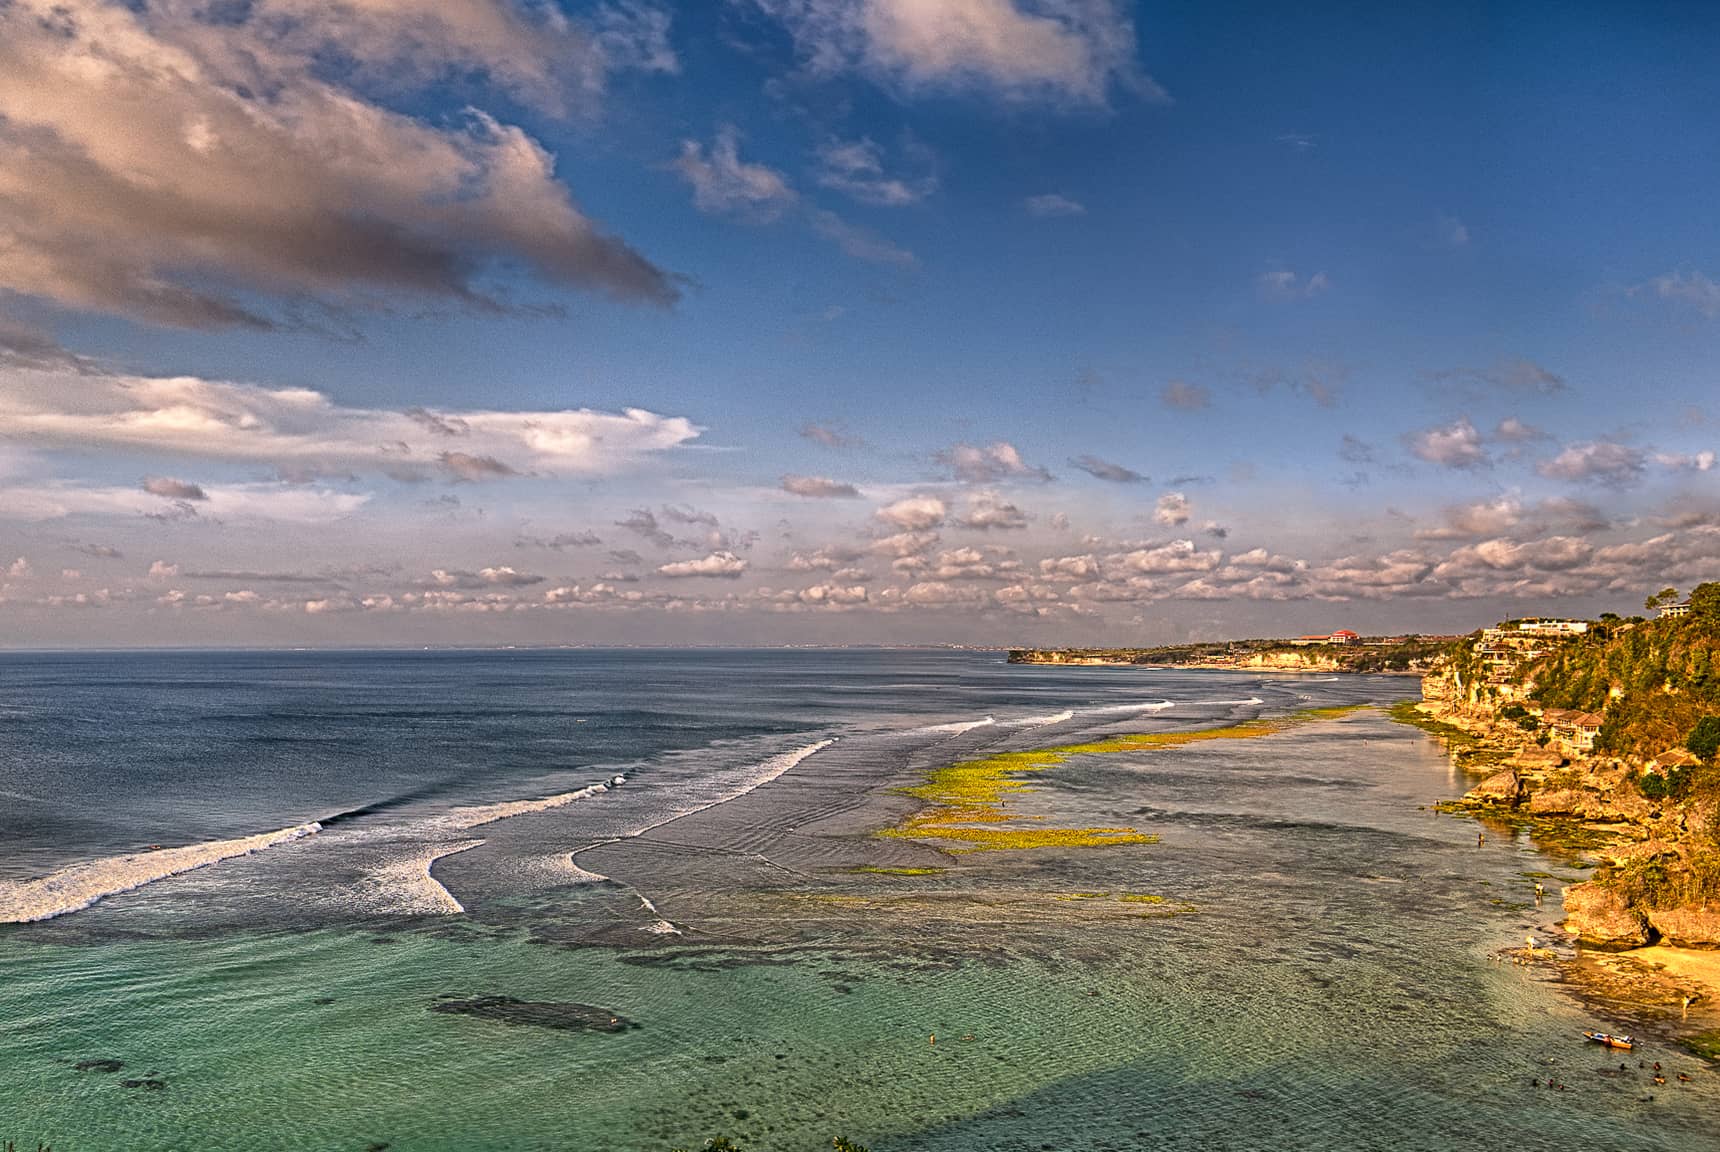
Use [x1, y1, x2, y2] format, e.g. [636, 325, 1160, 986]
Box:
[1, 1, 1717, 646]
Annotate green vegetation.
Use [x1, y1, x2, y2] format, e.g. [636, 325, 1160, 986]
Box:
[1687, 715, 1720, 764]
[1516, 583, 1720, 760]
[886, 706, 1366, 852]
[1684, 1029, 1720, 1063]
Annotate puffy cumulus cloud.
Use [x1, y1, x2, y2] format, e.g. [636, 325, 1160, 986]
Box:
[1024, 193, 1085, 217]
[1406, 417, 1488, 469]
[1307, 551, 1436, 600]
[1069, 454, 1143, 483]
[898, 580, 994, 607]
[870, 530, 940, 558]
[1433, 536, 1594, 580]
[1257, 268, 1328, 300]
[781, 474, 861, 498]
[142, 476, 208, 502]
[954, 491, 1030, 531]
[1494, 416, 1550, 443]
[814, 137, 937, 206]
[794, 582, 869, 606]
[1160, 381, 1210, 411]
[1654, 450, 1717, 473]
[1037, 553, 1102, 581]
[658, 551, 749, 578]
[1153, 492, 1190, 527]
[788, 544, 868, 571]
[1634, 270, 1720, 319]
[0, 480, 368, 523]
[1429, 359, 1566, 397]
[0, 0, 676, 328]
[0, 366, 699, 479]
[875, 495, 947, 531]
[747, 0, 1157, 106]
[939, 441, 1052, 484]
[1537, 440, 1646, 487]
[1114, 539, 1222, 575]
[672, 126, 798, 218]
[1416, 496, 1525, 540]
[424, 566, 545, 589]
[926, 545, 1020, 581]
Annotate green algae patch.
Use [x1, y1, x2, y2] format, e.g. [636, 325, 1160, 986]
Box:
[1119, 893, 1166, 904]
[885, 704, 1370, 852]
[1053, 891, 1112, 901]
[850, 866, 944, 877]
[1684, 1029, 1720, 1062]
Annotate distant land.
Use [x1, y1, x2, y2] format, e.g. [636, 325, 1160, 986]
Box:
[1009, 632, 1454, 674]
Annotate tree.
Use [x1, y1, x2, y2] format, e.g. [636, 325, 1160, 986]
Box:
[1647, 587, 1680, 611]
[1690, 582, 1720, 623]
[1687, 715, 1720, 764]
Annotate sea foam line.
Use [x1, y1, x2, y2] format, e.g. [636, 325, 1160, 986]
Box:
[920, 716, 996, 735]
[1086, 700, 1176, 715]
[361, 839, 483, 916]
[1008, 710, 1075, 728]
[0, 822, 321, 924]
[444, 781, 612, 831]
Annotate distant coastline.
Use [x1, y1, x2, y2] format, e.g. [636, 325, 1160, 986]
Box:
[1008, 635, 1449, 675]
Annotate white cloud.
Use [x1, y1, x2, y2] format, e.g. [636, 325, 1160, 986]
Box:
[658, 551, 749, 578]
[1024, 193, 1085, 217]
[1635, 270, 1720, 318]
[781, 474, 861, 498]
[0, 365, 699, 479]
[940, 441, 1052, 483]
[0, 0, 676, 327]
[1537, 440, 1646, 487]
[808, 209, 918, 266]
[1069, 455, 1143, 483]
[954, 491, 1029, 530]
[1406, 417, 1488, 469]
[673, 126, 798, 217]
[0, 481, 369, 523]
[748, 0, 1158, 105]
[815, 137, 936, 206]
[1153, 492, 1190, 526]
[875, 495, 947, 531]
[1257, 268, 1329, 300]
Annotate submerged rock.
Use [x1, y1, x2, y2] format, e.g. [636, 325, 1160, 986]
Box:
[73, 1058, 124, 1073]
[429, 995, 637, 1032]
[1645, 905, 1720, 948]
[121, 1077, 167, 1091]
[1465, 769, 1521, 805]
[1562, 882, 1653, 949]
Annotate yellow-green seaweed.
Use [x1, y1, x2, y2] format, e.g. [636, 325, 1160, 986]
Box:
[850, 866, 944, 877]
[885, 704, 1369, 852]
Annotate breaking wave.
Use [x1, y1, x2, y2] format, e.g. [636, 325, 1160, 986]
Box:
[445, 782, 613, 831]
[1086, 700, 1176, 715]
[0, 822, 321, 924]
[919, 717, 996, 734]
[1008, 710, 1075, 728]
[354, 840, 483, 916]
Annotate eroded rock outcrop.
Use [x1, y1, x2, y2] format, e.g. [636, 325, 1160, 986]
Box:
[1644, 905, 1720, 948]
[1464, 768, 1521, 805]
[1562, 881, 1653, 949]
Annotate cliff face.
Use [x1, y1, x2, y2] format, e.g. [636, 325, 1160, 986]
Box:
[1415, 602, 1720, 950]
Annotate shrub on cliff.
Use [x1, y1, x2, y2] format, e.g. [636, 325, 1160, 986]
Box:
[1688, 715, 1720, 764]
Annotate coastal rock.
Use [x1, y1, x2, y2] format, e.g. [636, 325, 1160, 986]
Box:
[1465, 769, 1521, 805]
[1644, 905, 1720, 948]
[429, 995, 637, 1033]
[1562, 882, 1653, 949]
[1511, 749, 1565, 771]
[1525, 788, 1602, 818]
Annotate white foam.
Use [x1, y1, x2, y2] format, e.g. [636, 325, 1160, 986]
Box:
[1205, 696, 1266, 706]
[920, 716, 996, 734]
[638, 894, 682, 935]
[1008, 710, 1075, 728]
[1086, 700, 1176, 715]
[0, 822, 321, 924]
[352, 839, 483, 916]
[444, 783, 609, 830]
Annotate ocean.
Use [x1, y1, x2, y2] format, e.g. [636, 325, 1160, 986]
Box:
[0, 649, 1713, 1150]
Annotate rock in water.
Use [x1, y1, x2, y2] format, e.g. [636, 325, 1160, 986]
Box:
[429, 995, 637, 1032]
[73, 1058, 124, 1073]
[1562, 882, 1653, 948]
[1465, 769, 1521, 805]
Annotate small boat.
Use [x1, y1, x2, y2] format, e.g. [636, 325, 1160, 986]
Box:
[1584, 1030, 1634, 1051]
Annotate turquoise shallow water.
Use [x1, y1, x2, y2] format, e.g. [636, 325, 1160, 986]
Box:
[1, 653, 1716, 1149]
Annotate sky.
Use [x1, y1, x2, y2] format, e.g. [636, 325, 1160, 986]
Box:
[1, 0, 1719, 648]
